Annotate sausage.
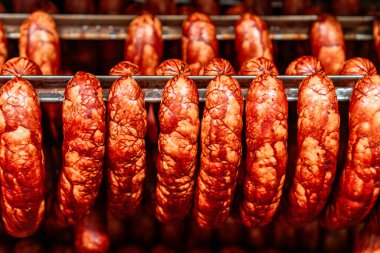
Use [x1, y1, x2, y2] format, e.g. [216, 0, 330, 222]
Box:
[340, 57, 377, 76]
[1, 57, 42, 76]
[374, 20, 380, 63]
[155, 75, 199, 222]
[310, 14, 345, 74]
[353, 226, 380, 253]
[193, 0, 220, 15]
[238, 57, 279, 76]
[0, 22, 7, 70]
[194, 75, 243, 229]
[74, 209, 110, 253]
[285, 56, 324, 75]
[53, 72, 106, 227]
[240, 74, 288, 227]
[155, 59, 191, 76]
[182, 12, 218, 75]
[107, 76, 147, 219]
[322, 75, 380, 229]
[125, 13, 163, 75]
[13, 0, 43, 13]
[98, 0, 125, 14]
[282, 0, 311, 14]
[19, 11, 60, 75]
[146, 0, 176, 15]
[283, 74, 340, 227]
[0, 77, 45, 238]
[235, 14, 273, 67]
[109, 61, 142, 76]
[199, 58, 235, 76]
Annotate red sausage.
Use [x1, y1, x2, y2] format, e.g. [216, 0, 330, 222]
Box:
[1, 57, 42, 76]
[340, 57, 377, 76]
[238, 57, 279, 75]
[107, 76, 147, 219]
[285, 56, 324, 75]
[155, 59, 191, 76]
[199, 58, 235, 76]
[194, 75, 243, 229]
[0, 77, 45, 237]
[109, 61, 142, 76]
[53, 72, 106, 227]
[0, 21, 7, 70]
[240, 73, 288, 227]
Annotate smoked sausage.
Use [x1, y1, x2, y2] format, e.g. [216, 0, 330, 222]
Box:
[340, 57, 377, 76]
[322, 75, 380, 229]
[155, 59, 191, 76]
[109, 61, 141, 76]
[235, 14, 273, 67]
[238, 57, 278, 75]
[0, 77, 45, 237]
[194, 75, 243, 229]
[285, 56, 324, 75]
[1, 57, 42, 76]
[53, 72, 106, 227]
[283, 74, 340, 227]
[310, 14, 345, 74]
[155, 75, 199, 222]
[182, 12, 218, 75]
[240, 73, 288, 227]
[199, 58, 235, 76]
[107, 76, 147, 219]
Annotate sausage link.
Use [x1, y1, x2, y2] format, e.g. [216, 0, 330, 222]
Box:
[235, 14, 273, 67]
[340, 57, 377, 76]
[285, 56, 324, 75]
[310, 14, 345, 74]
[322, 75, 380, 229]
[353, 225, 380, 253]
[155, 75, 199, 222]
[155, 59, 191, 76]
[199, 58, 235, 76]
[0, 22, 7, 69]
[374, 20, 380, 63]
[0, 77, 45, 238]
[240, 74, 288, 227]
[107, 76, 147, 219]
[1, 57, 42, 76]
[282, 0, 311, 14]
[194, 75, 243, 229]
[53, 71, 106, 227]
[238, 57, 278, 75]
[19, 11, 60, 75]
[125, 14, 163, 75]
[182, 12, 218, 75]
[109, 61, 141, 76]
[283, 74, 340, 227]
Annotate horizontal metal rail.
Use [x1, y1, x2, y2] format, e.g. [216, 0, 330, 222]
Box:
[0, 75, 360, 102]
[0, 14, 374, 41]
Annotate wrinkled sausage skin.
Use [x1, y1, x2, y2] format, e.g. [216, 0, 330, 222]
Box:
[155, 75, 199, 222]
[156, 59, 191, 76]
[199, 58, 235, 76]
[240, 74, 288, 227]
[19, 11, 60, 75]
[53, 72, 106, 227]
[125, 14, 163, 75]
[340, 57, 377, 76]
[107, 76, 147, 219]
[322, 75, 380, 230]
[0, 77, 45, 238]
[109, 61, 141, 76]
[285, 56, 324, 75]
[182, 12, 219, 75]
[235, 14, 273, 67]
[0, 21, 7, 69]
[284, 74, 340, 227]
[310, 14, 345, 74]
[1, 57, 42, 76]
[194, 75, 243, 229]
[238, 57, 278, 76]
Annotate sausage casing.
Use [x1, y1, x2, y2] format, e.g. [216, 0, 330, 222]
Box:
[322, 75, 380, 229]
[235, 14, 273, 67]
[53, 71, 106, 227]
[284, 74, 340, 227]
[1, 57, 42, 76]
[107, 76, 147, 219]
[285, 56, 324, 75]
[0, 21, 7, 69]
[155, 75, 199, 222]
[155, 59, 191, 76]
[240, 74, 288, 227]
[109, 61, 142, 76]
[194, 75, 243, 229]
[238, 57, 278, 75]
[310, 14, 345, 74]
[340, 57, 377, 76]
[199, 58, 235, 76]
[182, 12, 219, 75]
[125, 14, 163, 75]
[0, 77, 45, 237]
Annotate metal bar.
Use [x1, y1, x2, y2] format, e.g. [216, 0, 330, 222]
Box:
[0, 75, 359, 102]
[0, 14, 374, 41]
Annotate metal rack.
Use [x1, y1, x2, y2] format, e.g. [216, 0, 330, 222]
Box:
[2, 75, 359, 102]
[0, 14, 374, 41]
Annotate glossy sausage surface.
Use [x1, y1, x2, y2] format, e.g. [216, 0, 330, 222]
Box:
[156, 59, 191, 76]
[238, 57, 278, 75]
[1, 57, 42, 76]
[199, 58, 235, 76]
[340, 57, 377, 76]
[285, 56, 324, 75]
[109, 61, 142, 76]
